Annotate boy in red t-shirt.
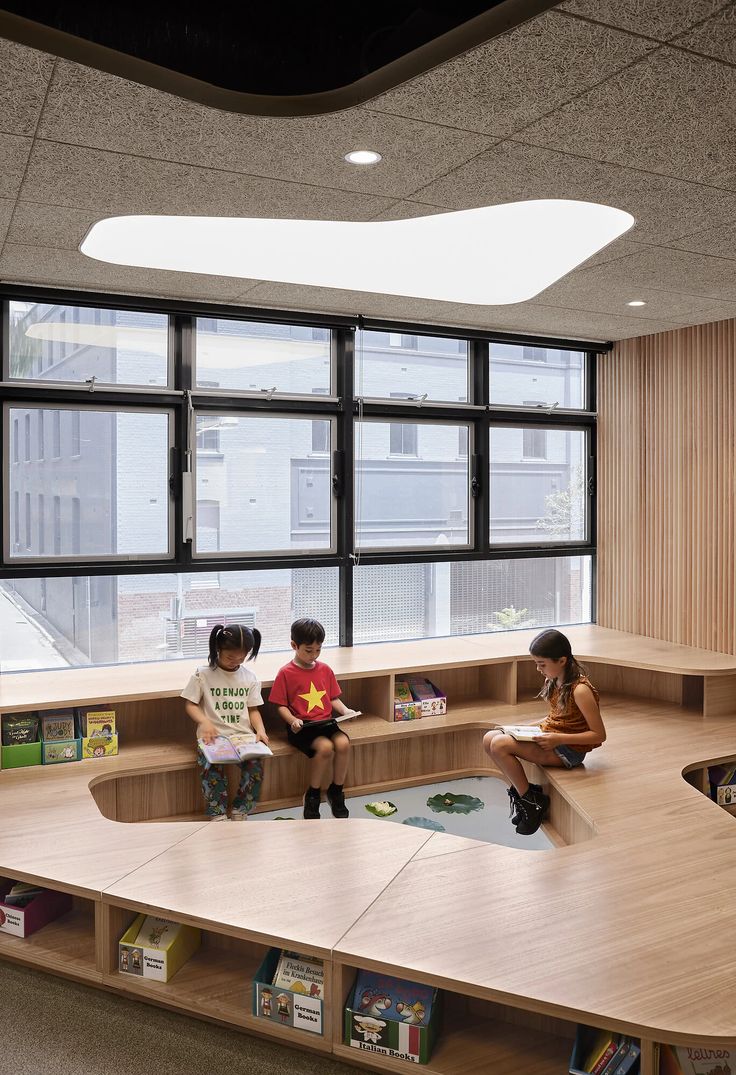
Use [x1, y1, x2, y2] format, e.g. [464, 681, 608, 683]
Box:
[269, 618, 354, 819]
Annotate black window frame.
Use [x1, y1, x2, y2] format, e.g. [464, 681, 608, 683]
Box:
[0, 286, 605, 650]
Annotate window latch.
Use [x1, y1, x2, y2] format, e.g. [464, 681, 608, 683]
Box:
[85, 376, 97, 393]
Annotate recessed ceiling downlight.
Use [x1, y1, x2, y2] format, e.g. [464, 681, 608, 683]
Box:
[344, 149, 382, 165]
[81, 201, 636, 306]
[627, 300, 647, 307]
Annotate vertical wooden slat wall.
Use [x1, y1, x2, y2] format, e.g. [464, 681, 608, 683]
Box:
[597, 317, 736, 654]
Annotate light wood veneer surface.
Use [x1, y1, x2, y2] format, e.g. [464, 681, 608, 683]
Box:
[1, 630, 736, 1046]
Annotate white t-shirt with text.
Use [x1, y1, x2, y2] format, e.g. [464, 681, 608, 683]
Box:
[181, 664, 264, 740]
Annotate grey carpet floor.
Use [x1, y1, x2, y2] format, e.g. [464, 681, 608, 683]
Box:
[0, 959, 360, 1075]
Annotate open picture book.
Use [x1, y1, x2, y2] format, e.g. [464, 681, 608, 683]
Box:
[198, 734, 274, 764]
[489, 724, 543, 742]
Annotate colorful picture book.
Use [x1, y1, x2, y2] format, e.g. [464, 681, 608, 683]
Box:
[198, 735, 273, 764]
[82, 734, 118, 759]
[272, 950, 324, 998]
[1, 713, 39, 746]
[351, 969, 436, 1026]
[41, 710, 76, 742]
[82, 709, 116, 738]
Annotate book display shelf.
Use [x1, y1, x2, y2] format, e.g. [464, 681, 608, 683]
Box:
[2, 624, 736, 1074]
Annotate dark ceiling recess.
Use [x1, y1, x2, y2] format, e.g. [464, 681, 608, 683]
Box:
[0, 0, 560, 115]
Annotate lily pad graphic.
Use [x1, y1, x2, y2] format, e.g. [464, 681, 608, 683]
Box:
[365, 800, 398, 817]
[426, 792, 484, 815]
[402, 817, 446, 832]
[273, 816, 295, 821]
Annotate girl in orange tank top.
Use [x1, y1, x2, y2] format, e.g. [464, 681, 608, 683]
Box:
[483, 629, 606, 836]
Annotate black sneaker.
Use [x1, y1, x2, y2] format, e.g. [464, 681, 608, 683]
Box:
[303, 787, 321, 819]
[515, 786, 550, 836]
[507, 783, 543, 826]
[327, 783, 349, 818]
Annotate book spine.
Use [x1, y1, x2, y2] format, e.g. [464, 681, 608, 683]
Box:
[598, 1039, 630, 1075]
[611, 1042, 640, 1075]
[591, 1039, 620, 1075]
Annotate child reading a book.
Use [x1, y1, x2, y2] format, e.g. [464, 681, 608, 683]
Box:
[483, 628, 606, 836]
[269, 617, 353, 819]
[181, 623, 269, 821]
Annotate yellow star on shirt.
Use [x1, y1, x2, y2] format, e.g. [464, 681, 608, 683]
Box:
[298, 681, 327, 713]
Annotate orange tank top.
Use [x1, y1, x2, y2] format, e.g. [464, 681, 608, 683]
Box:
[539, 674, 601, 753]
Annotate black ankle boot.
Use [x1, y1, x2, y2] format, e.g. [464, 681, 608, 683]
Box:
[515, 786, 550, 836]
[508, 783, 543, 826]
[327, 782, 349, 818]
[303, 786, 321, 819]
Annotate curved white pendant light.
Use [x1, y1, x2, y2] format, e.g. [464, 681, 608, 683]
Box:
[81, 200, 635, 306]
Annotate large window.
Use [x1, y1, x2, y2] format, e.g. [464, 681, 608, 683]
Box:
[355, 420, 471, 551]
[5, 405, 172, 561]
[1, 295, 599, 671]
[7, 301, 169, 387]
[193, 413, 334, 556]
[195, 318, 331, 396]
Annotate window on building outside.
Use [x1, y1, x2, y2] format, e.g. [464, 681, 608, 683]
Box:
[6, 405, 171, 561]
[490, 342, 585, 409]
[356, 329, 468, 402]
[195, 318, 330, 396]
[7, 301, 169, 387]
[356, 420, 470, 551]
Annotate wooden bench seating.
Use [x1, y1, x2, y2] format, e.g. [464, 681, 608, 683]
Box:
[1, 624, 736, 1074]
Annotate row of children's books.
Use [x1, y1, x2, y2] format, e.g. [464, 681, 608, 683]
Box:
[1, 707, 118, 763]
[572, 1028, 641, 1075]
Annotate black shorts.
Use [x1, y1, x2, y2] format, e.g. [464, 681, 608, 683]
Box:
[287, 718, 350, 758]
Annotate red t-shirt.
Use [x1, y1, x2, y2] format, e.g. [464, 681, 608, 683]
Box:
[269, 660, 341, 722]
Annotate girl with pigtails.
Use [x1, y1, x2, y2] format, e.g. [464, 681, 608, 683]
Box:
[181, 623, 269, 820]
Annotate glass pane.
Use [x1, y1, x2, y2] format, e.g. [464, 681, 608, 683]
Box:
[490, 427, 587, 544]
[7, 407, 170, 558]
[0, 568, 338, 670]
[8, 301, 168, 386]
[355, 421, 470, 550]
[353, 556, 591, 643]
[195, 318, 330, 394]
[489, 342, 585, 409]
[194, 414, 332, 554]
[356, 329, 468, 402]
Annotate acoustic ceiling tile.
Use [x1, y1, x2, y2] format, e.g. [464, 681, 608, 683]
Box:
[672, 4, 736, 64]
[19, 140, 399, 220]
[367, 11, 657, 137]
[37, 61, 495, 200]
[412, 140, 736, 245]
[0, 244, 251, 302]
[668, 218, 736, 258]
[0, 37, 55, 137]
[0, 133, 32, 199]
[521, 47, 736, 186]
[556, 0, 725, 41]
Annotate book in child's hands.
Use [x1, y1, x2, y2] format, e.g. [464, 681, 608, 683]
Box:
[307, 710, 361, 727]
[272, 950, 324, 998]
[198, 734, 273, 764]
[491, 724, 542, 742]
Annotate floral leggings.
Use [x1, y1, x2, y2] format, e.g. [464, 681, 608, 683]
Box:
[196, 748, 264, 817]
